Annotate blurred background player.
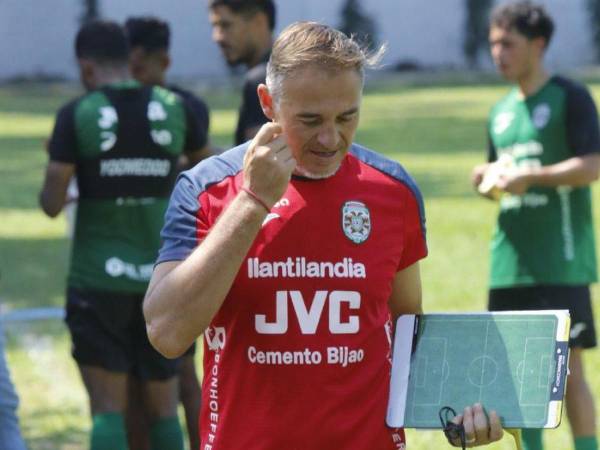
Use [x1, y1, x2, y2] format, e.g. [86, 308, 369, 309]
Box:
[39, 20, 205, 450]
[208, 0, 275, 144]
[126, 16, 214, 165]
[472, 3, 599, 450]
[124, 16, 210, 450]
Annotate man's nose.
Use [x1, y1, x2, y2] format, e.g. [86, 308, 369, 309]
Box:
[317, 125, 341, 150]
[212, 27, 224, 44]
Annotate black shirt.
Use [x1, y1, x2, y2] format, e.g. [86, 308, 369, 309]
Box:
[168, 84, 210, 150]
[234, 53, 270, 146]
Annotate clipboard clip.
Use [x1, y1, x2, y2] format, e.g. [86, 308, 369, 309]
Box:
[439, 406, 466, 449]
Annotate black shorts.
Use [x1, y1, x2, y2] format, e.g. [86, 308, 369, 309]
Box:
[65, 287, 181, 380]
[183, 341, 197, 357]
[489, 285, 597, 349]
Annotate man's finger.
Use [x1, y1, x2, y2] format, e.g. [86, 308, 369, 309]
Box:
[488, 410, 504, 442]
[462, 406, 477, 445]
[472, 403, 489, 444]
[252, 135, 287, 159]
[283, 157, 297, 173]
[272, 136, 290, 153]
[253, 122, 283, 146]
[269, 135, 288, 152]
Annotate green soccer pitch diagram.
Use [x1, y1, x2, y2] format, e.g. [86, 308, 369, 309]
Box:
[386, 312, 570, 429]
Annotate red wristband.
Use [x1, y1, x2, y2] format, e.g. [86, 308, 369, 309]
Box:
[240, 186, 271, 212]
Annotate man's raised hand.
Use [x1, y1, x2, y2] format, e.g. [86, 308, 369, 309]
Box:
[243, 122, 296, 208]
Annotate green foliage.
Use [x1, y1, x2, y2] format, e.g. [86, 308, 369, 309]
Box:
[338, 0, 379, 51]
[463, 0, 493, 67]
[587, 0, 600, 62]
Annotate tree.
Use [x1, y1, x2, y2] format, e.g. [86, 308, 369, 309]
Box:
[587, 0, 600, 62]
[80, 0, 100, 24]
[463, 0, 493, 68]
[338, 0, 379, 51]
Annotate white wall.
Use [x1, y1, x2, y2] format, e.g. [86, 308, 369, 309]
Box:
[0, 0, 595, 80]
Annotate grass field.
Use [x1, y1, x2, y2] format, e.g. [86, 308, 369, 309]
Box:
[1, 78, 599, 449]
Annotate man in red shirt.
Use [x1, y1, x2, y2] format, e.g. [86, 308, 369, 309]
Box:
[144, 21, 502, 449]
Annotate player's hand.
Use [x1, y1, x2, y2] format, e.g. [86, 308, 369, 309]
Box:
[471, 163, 491, 189]
[449, 403, 503, 447]
[242, 122, 296, 208]
[496, 170, 531, 195]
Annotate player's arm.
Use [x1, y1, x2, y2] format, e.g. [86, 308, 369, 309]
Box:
[472, 130, 499, 200]
[499, 81, 600, 195]
[144, 123, 296, 358]
[40, 102, 77, 218]
[497, 154, 600, 195]
[40, 162, 76, 217]
[388, 261, 423, 323]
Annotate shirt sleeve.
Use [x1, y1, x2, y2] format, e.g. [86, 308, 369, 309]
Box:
[182, 94, 209, 151]
[564, 82, 600, 156]
[48, 101, 78, 163]
[181, 96, 208, 153]
[397, 187, 428, 271]
[156, 173, 207, 264]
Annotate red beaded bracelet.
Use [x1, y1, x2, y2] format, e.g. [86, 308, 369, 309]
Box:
[240, 186, 271, 212]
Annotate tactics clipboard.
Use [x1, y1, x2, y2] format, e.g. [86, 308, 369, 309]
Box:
[386, 311, 570, 429]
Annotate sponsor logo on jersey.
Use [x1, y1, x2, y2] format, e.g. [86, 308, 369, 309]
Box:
[493, 112, 515, 135]
[247, 345, 365, 367]
[98, 106, 118, 152]
[342, 201, 371, 244]
[255, 290, 360, 335]
[105, 257, 153, 281]
[204, 329, 223, 447]
[205, 326, 226, 351]
[100, 158, 171, 177]
[499, 141, 543, 159]
[532, 103, 551, 129]
[247, 257, 366, 279]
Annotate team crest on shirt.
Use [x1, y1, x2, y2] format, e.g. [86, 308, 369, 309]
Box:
[532, 103, 551, 129]
[342, 201, 371, 244]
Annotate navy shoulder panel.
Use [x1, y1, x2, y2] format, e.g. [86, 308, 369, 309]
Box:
[349, 143, 426, 235]
[551, 75, 588, 94]
[182, 142, 248, 193]
[551, 76, 600, 156]
[349, 143, 423, 203]
[156, 143, 248, 264]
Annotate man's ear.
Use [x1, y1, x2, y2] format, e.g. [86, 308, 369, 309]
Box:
[159, 50, 171, 71]
[78, 58, 96, 90]
[532, 36, 547, 56]
[257, 83, 275, 120]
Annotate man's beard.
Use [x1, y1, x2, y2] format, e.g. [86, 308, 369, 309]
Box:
[293, 163, 342, 180]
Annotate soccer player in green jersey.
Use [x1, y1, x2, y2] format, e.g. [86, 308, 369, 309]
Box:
[124, 17, 210, 450]
[39, 21, 204, 450]
[472, 3, 600, 450]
